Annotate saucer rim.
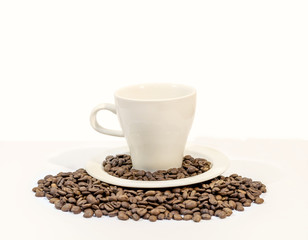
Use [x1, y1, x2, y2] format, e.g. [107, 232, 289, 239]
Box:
[85, 144, 230, 188]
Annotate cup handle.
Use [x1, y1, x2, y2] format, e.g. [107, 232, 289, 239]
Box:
[90, 103, 124, 137]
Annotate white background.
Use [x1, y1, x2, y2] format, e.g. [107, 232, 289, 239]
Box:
[0, 1, 308, 240]
[0, 0, 307, 141]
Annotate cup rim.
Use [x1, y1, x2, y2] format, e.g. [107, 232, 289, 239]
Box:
[114, 83, 196, 102]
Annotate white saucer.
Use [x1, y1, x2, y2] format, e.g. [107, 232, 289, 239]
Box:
[85, 145, 230, 188]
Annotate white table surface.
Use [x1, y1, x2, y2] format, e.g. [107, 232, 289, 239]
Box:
[1, 138, 307, 240]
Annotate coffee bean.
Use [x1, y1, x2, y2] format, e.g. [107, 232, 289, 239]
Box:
[229, 200, 236, 209]
[145, 190, 156, 196]
[118, 195, 129, 201]
[201, 214, 211, 220]
[49, 198, 59, 204]
[92, 204, 99, 210]
[118, 211, 129, 220]
[149, 215, 157, 222]
[57, 190, 66, 196]
[157, 213, 164, 220]
[238, 192, 246, 199]
[95, 210, 103, 217]
[108, 210, 118, 217]
[173, 214, 182, 220]
[209, 195, 217, 205]
[71, 206, 82, 214]
[50, 187, 58, 196]
[126, 210, 132, 217]
[121, 201, 130, 209]
[86, 194, 97, 204]
[104, 203, 114, 212]
[156, 196, 166, 203]
[132, 213, 140, 221]
[150, 208, 160, 216]
[77, 199, 86, 206]
[187, 166, 198, 174]
[254, 197, 264, 204]
[61, 203, 72, 212]
[35, 191, 45, 197]
[68, 197, 76, 203]
[215, 210, 227, 219]
[183, 214, 192, 220]
[185, 200, 197, 210]
[83, 209, 94, 218]
[236, 202, 244, 211]
[54, 200, 63, 210]
[246, 191, 255, 200]
[137, 208, 147, 217]
[82, 203, 92, 209]
[223, 208, 233, 216]
[192, 214, 201, 222]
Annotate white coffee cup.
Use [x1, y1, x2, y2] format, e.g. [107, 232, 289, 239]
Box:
[90, 83, 196, 172]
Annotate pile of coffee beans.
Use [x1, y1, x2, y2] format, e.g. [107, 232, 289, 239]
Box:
[33, 168, 266, 222]
[102, 154, 211, 180]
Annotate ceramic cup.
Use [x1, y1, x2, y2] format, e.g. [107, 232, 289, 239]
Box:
[90, 83, 196, 171]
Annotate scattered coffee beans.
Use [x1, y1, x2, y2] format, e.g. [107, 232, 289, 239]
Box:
[33, 169, 266, 222]
[102, 154, 211, 180]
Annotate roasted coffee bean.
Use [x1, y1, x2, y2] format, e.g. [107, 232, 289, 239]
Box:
[209, 195, 217, 205]
[187, 166, 198, 174]
[117, 211, 129, 220]
[150, 208, 160, 216]
[35, 191, 45, 197]
[61, 203, 72, 212]
[108, 210, 118, 217]
[149, 215, 157, 222]
[95, 210, 103, 217]
[71, 206, 82, 214]
[243, 200, 251, 207]
[57, 190, 66, 196]
[50, 187, 57, 196]
[54, 200, 63, 210]
[68, 197, 76, 203]
[81, 203, 92, 209]
[137, 208, 147, 217]
[215, 210, 227, 219]
[104, 203, 114, 212]
[156, 196, 166, 203]
[118, 195, 129, 202]
[121, 201, 130, 209]
[33, 169, 266, 222]
[145, 190, 156, 196]
[192, 214, 201, 222]
[200, 208, 209, 214]
[86, 194, 97, 204]
[201, 214, 211, 220]
[83, 209, 94, 218]
[255, 197, 264, 204]
[49, 198, 59, 204]
[173, 214, 182, 220]
[223, 208, 233, 216]
[126, 210, 132, 217]
[185, 200, 197, 210]
[236, 202, 244, 211]
[229, 200, 236, 209]
[132, 213, 140, 221]
[183, 214, 193, 220]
